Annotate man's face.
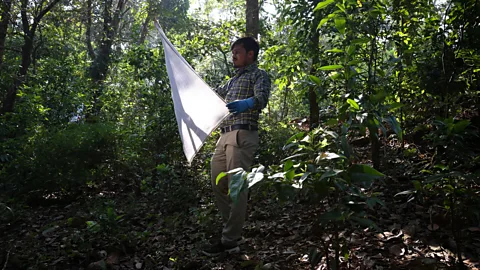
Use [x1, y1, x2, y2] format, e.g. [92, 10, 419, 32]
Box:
[231, 44, 253, 68]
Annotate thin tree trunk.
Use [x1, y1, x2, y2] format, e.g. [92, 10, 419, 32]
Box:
[308, 30, 320, 130]
[369, 20, 380, 170]
[139, 16, 151, 44]
[88, 0, 126, 115]
[86, 0, 95, 59]
[1, 0, 61, 115]
[246, 0, 259, 38]
[281, 80, 290, 120]
[0, 0, 12, 68]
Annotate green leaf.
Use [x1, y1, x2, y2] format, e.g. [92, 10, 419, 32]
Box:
[346, 99, 360, 110]
[247, 166, 265, 188]
[385, 115, 403, 141]
[349, 164, 384, 185]
[453, 120, 470, 133]
[412, 180, 422, 191]
[395, 190, 414, 196]
[316, 152, 343, 163]
[229, 171, 247, 204]
[326, 118, 338, 126]
[387, 102, 404, 111]
[325, 48, 344, 53]
[210, 174, 221, 187]
[366, 197, 384, 209]
[285, 169, 296, 181]
[285, 132, 305, 145]
[284, 160, 294, 171]
[309, 75, 322, 86]
[317, 17, 330, 29]
[350, 216, 378, 229]
[319, 65, 344, 71]
[341, 135, 351, 158]
[346, 45, 356, 55]
[334, 16, 346, 34]
[320, 169, 343, 180]
[314, 0, 335, 11]
[336, 3, 346, 13]
[328, 71, 343, 80]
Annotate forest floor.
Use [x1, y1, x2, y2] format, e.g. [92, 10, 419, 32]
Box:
[1, 139, 479, 270]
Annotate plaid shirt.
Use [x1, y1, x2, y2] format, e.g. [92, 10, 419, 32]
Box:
[216, 63, 271, 128]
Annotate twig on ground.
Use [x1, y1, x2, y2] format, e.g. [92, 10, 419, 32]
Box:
[2, 249, 10, 270]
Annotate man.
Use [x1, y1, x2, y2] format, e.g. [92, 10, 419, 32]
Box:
[202, 37, 271, 257]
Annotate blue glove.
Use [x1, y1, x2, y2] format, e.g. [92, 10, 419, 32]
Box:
[226, 97, 254, 115]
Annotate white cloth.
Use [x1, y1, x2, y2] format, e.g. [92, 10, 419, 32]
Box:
[155, 22, 229, 164]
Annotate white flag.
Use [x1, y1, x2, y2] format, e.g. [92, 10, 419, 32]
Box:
[155, 22, 229, 164]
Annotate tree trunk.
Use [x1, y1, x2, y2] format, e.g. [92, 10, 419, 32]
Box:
[86, 0, 95, 59]
[88, 0, 126, 115]
[0, 0, 12, 68]
[139, 15, 152, 44]
[246, 0, 259, 38]
[1, 0, 61, 115]
[308, 31, 320, 130]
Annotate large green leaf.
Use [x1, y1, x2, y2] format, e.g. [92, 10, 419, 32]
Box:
[319, 65, 344, 71]
[216, 167, 244, 185]
[349, 164, 384, 185]
[341, 135, 352, 158]
[347, 98, 360, 110]
[309, 75, 322, 86]
[314, 0, 335, 11]
[453, 120, 470, 133]
[247, 166, 265, 188]
[334, 16, 346, 34]
[229, 170, 247, 204]
[284, 160, 294, 171]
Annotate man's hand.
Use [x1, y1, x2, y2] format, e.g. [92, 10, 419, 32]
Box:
[226, 97, 254, 115]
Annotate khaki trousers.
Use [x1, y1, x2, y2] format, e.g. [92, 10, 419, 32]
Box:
[211, 129, 259, 246]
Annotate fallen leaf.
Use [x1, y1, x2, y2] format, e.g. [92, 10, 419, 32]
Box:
[240, 254, 250, 261]
[42, 226, 58, 237]
[106, 252, 120, 265]
[262, 263, 273, 269]
[389, 244, 406, 257]
[468, 227, 480, 232]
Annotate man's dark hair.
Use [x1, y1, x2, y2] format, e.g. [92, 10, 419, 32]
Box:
[231, 37, 260, 61]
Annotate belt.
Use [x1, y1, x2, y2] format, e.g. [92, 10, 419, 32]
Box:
[220, 124, 258, 134]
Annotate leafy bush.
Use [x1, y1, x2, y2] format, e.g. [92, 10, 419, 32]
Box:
[223, 125, 384, 269]
[3, 123, 118, 198]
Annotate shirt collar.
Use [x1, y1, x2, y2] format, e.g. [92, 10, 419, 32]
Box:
[235, 62, 258, 75]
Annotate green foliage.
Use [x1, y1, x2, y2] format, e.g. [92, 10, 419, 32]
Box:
[2, 123, 118, 197]
[235, 126, 384, 269]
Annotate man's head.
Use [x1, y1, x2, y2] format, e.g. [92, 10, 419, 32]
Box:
[231, 37, 259, 68]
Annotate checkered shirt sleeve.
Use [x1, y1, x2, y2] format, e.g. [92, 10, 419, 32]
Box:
[215, 63, 271, 128]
